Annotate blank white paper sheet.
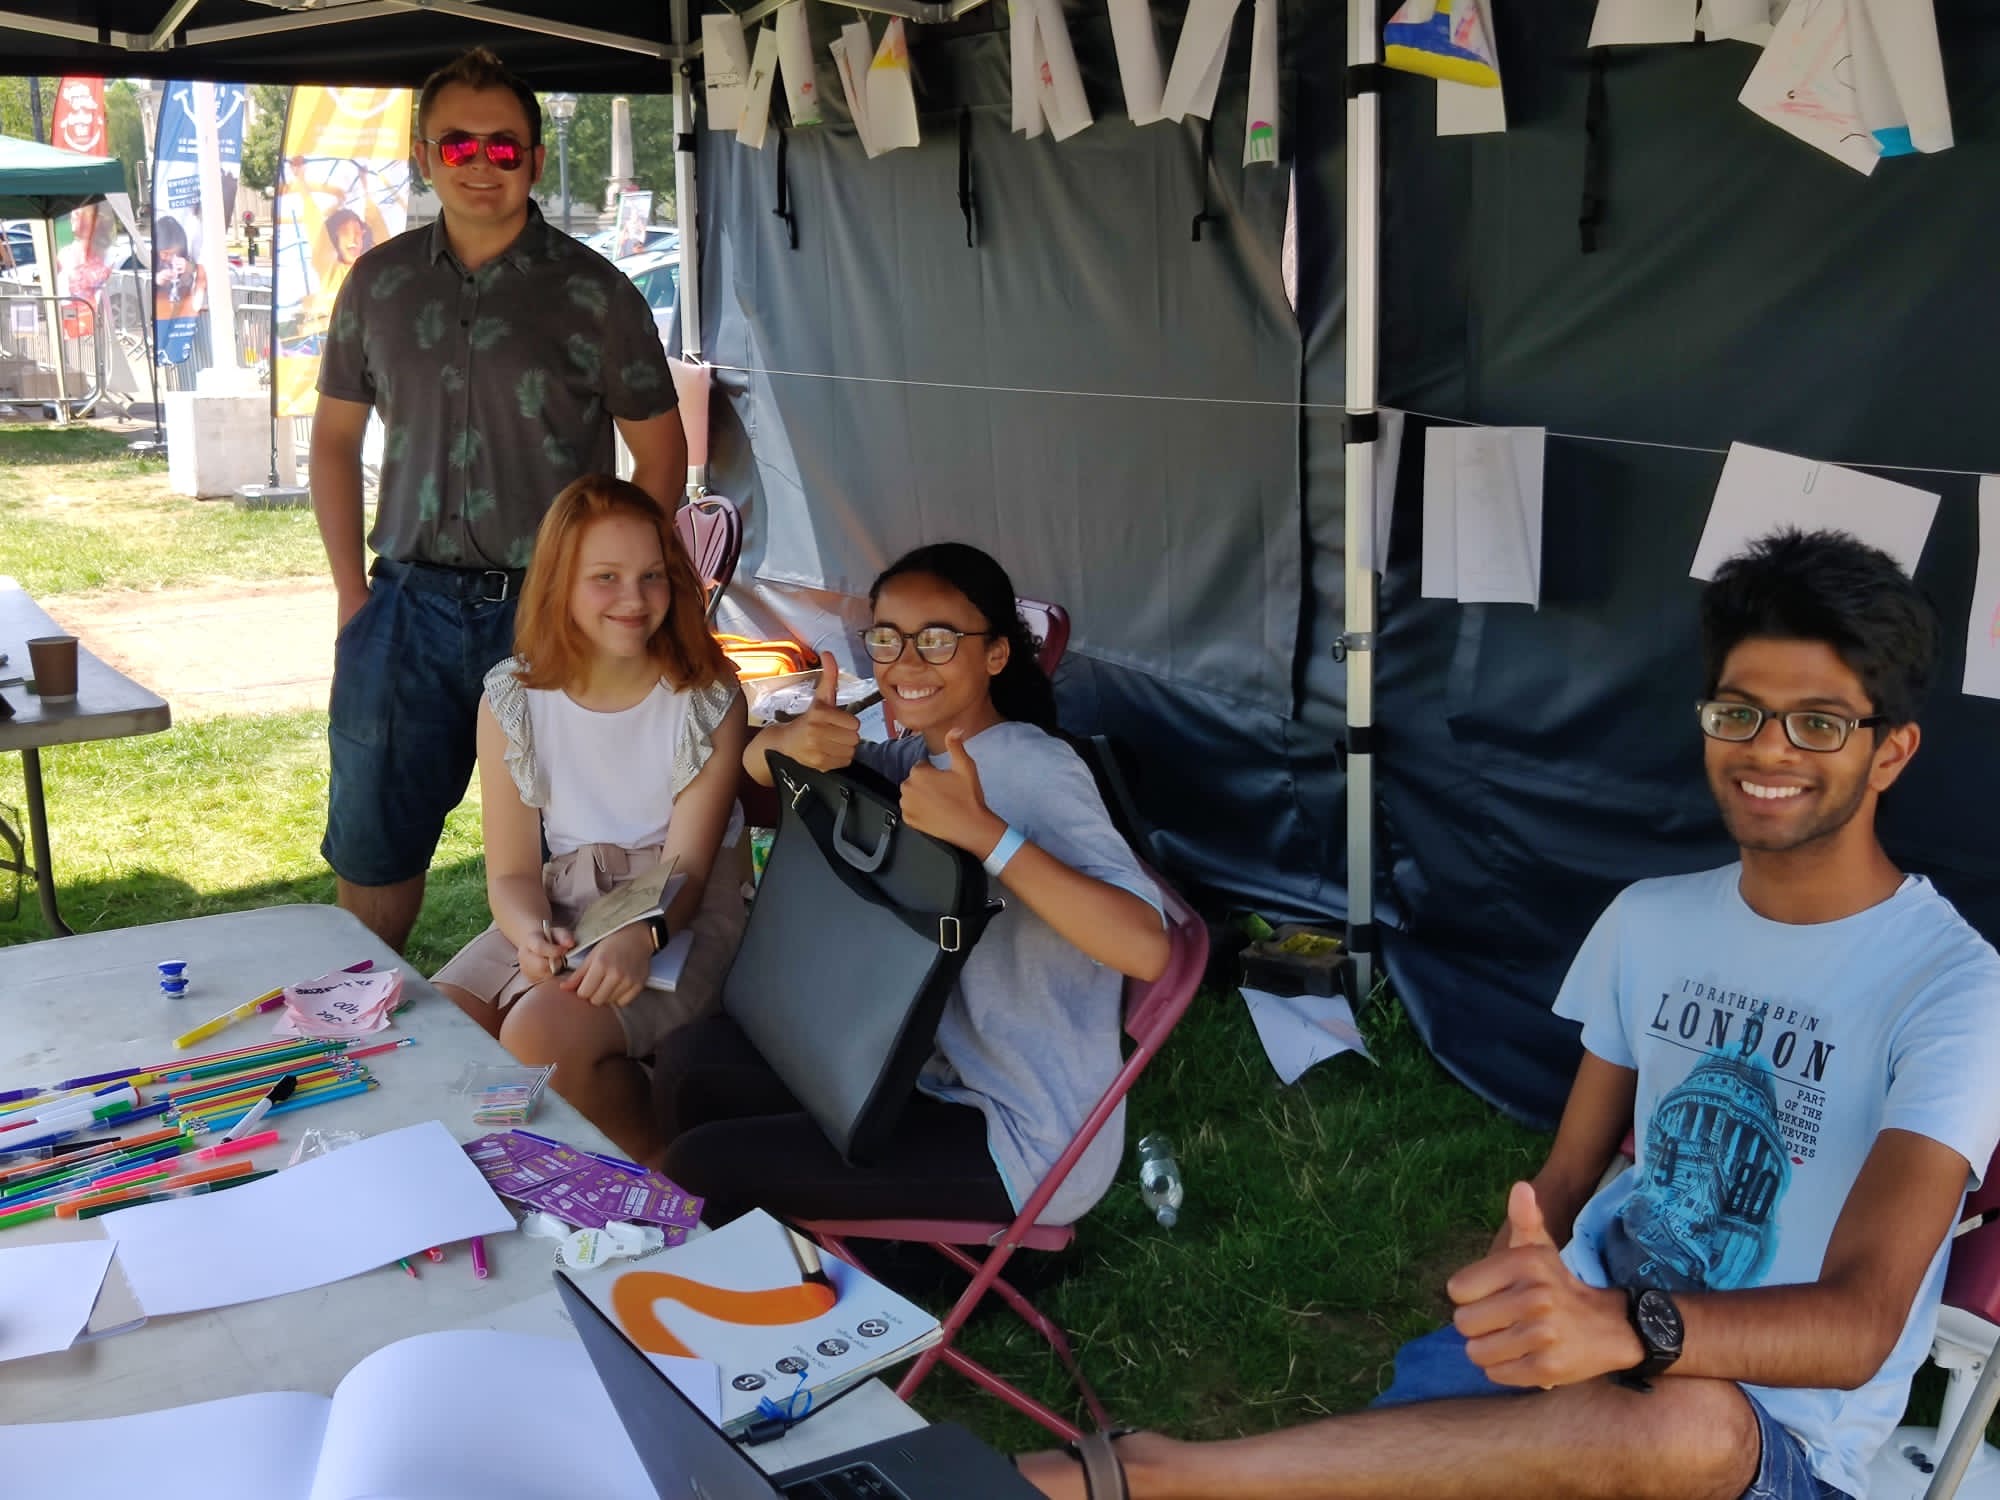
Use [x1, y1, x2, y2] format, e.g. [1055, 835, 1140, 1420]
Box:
[1689, 443, 1939, 583]
[1966, 479, 2000, 702]
[0, 1239, 116, 1363]
[1421, 425, 1546, 607]
[105, 1119, 516, 1318]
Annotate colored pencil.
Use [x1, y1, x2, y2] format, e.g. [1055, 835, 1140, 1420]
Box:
[179, 1078, 377, 1134]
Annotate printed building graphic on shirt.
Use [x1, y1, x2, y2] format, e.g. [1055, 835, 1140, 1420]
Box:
[1605, 1043, 1792, 1290]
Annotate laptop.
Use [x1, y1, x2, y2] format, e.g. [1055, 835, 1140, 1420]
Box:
[556, 1270, 1043, 1500]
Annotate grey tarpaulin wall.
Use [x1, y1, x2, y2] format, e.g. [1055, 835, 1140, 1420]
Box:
[691, 0, 2000, 1129]
[687, 1, 1350, 917]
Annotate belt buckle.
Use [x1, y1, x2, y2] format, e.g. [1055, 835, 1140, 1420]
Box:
[477, 570, 512, 603]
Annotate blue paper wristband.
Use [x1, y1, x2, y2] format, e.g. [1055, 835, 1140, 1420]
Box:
[983, 825, 1027, 878]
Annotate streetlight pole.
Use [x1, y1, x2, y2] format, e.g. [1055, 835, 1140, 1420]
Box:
[548, 93, 578, 235]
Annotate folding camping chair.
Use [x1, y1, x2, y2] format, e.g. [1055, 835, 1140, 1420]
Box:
[1867, 1144, 2000, 1500]
[881, 597, 1071, 739]
[673, 495, 742, 620]
[798, 870, 1209, 1441]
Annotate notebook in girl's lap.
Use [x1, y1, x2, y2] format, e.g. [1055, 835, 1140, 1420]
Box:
[560, 1270, 1039, 1500]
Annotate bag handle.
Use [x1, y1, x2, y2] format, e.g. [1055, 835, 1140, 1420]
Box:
[771, 757, 994, 953]
[830, 787, 895, 873]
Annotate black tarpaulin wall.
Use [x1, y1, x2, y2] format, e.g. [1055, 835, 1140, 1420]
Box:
[1368, 6, 2000, 1124]
[694, 0, 2000, 1129]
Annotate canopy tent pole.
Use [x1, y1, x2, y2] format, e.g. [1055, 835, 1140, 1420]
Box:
[672, 0, 705, 502]
[1343, 0, 1382, 1000]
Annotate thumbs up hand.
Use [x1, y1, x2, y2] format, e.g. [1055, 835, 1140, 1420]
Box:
[1506, 1179, 1557, 1251]
[780, 650, 862, 772]
[901, 729, 1006, 857]
[1444, 1182, 1644, 1390]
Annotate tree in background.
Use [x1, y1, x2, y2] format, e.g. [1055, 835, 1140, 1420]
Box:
[536, 92, 675, 226]
[0, 76, 58, 143]
[104, 82, 146, 201]
[239, 83, 291, 195]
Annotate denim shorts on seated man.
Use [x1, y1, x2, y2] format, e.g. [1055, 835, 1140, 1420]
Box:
[1373, 1325, 1854, 1500]
[322, 558, 520, 887]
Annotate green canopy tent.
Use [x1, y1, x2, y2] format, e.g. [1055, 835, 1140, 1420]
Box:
[0, 133, 123, 218]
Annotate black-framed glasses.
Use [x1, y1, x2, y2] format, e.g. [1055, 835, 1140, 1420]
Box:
[422, 130, 528, 171]
[860, 624, 996, 666]
[1696, 700, 1887, 754]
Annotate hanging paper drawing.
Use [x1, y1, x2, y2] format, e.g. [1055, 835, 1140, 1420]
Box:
[1384, 0, 1501, 88]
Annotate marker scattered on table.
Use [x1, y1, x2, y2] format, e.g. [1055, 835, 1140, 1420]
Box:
[471, 1236, 489, 1279]
[398, 1257, 420, 1279]
[220, 1074, 297, 1144]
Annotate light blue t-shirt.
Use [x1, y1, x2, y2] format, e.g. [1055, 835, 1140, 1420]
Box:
[857, 722, 1161, 1225]
[1555, 865, 2000, 1498]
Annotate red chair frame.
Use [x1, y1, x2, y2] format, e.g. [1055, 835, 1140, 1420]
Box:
[673, 495, 742, 620]
[798, 872, 1208, 1440]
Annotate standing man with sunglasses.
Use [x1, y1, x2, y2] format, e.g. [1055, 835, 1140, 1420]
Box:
[1022, 528, 2000, 1500]
[310, 48, 685, 952]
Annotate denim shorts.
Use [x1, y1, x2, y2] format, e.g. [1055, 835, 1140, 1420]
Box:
[1373, 1325, 1853, 1500]
[321, 559, 520, 887]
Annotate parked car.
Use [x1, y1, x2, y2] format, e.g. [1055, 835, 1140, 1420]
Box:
[3, 222, 36, 267]
[583, 224, 678, 260]
[618, 248, 680, 347]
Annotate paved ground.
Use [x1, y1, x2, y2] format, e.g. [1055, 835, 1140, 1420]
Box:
[46, 576, 336, 721]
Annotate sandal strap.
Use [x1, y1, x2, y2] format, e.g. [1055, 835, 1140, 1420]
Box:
[1066, 1429, 1134, 1500]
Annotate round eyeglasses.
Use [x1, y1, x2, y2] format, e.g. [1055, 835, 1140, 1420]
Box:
[860, 624, 996, 666]
[1696, 699, 1887, 754]
[422, 130, 528, 171]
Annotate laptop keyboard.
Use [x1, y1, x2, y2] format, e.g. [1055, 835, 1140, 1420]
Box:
[782, 1462, 909, 1500]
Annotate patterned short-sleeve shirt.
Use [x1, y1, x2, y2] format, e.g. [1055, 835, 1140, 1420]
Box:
[316, 201, 677, 570]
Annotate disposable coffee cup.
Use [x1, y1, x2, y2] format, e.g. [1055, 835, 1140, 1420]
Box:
[27, 635, 79, 704]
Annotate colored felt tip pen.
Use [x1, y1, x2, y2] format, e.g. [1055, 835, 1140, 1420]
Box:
[471, 1236, 489, 1279]
[171, 987, 285, 1051]
[425, 1246, 445, 1263]
[399, 1257, 419, 1278]
[219, 1075, 298, 1144]
[194, 1128, 278, 1162]
[0, 1135, 118, 1167]
[73, 1169, 275, 1219]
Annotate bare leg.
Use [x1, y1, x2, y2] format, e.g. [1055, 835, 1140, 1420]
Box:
[337, 874, 425, 954]
[1017, 1376, 1762, 1500]
[499, 981, 664, 1168]
[434, 981, 505, 1042]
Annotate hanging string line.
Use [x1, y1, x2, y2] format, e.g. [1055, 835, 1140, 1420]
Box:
[700, 364, 1996, 482]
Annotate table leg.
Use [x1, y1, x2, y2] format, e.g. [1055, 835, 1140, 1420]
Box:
[20, 747, 73, 937]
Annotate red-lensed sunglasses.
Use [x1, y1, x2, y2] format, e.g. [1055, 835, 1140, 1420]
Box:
[422, 130, 528, 171]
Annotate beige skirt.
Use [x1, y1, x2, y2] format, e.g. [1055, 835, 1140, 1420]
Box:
[433, 838, 751, 1058]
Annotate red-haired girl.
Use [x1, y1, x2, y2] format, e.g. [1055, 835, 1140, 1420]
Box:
[434, 474, 749, 1165]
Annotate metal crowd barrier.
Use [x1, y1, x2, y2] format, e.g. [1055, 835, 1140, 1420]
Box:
[0, 292, 106, 419]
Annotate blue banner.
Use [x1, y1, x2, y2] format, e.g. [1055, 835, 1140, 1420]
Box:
[150, 81, 245, 366]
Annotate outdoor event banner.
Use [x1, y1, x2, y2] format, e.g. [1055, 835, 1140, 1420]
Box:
[150, 81, 246, 367]
[273, 86, 414, 417]
[50, 77, 106, 155]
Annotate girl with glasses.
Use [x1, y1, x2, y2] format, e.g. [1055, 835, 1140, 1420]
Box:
[645, 542, 1172, 1226]
[432, 475, 751, 1166]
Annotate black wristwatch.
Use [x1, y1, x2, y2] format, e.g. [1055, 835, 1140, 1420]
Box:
[644, 914, 671, 953]
[1623, 1287, 1685, 1383]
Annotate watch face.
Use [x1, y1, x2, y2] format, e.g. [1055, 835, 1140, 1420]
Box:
[1635, 1289, 1684, 1354]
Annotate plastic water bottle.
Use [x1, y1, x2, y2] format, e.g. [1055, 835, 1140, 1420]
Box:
[1136, 1133, 1184, 1228]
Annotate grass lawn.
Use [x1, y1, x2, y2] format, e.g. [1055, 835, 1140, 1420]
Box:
[0, 424, 330, 595]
